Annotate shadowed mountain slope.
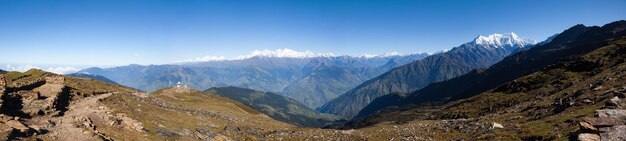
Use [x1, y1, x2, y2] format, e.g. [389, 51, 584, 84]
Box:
[318, 33, 535, 119]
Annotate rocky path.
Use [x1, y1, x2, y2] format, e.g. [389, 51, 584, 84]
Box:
[40, 93, 115, 141]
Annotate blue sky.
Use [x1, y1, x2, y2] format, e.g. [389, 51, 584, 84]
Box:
[1, 0, 625, 68]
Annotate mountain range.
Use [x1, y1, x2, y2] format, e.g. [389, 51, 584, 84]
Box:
[353, 20, 626, 123]
[339, 20, 626, 140]
[317, 32, 537, 119]
[66, 73, 120, 85]
[77, 52, 429, 108]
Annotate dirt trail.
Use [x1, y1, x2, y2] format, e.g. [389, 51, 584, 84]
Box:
[39, 93, 115, 141]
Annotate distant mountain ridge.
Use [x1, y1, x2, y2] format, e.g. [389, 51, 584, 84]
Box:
[317, 32, 536, 119]
[78, 53, 429, 109]
[66, 73, 120, 85]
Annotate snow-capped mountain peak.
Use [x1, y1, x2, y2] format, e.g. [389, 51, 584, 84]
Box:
[235, 48, 335, 59]
[471, 32, 536, 48]
[358, 51, 432, 58]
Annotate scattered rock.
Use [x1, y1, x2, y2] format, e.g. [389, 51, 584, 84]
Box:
[180, 128, 192, 136]
[211, 135, 232, 141]
[577, 133, 600, 141]
[156, 129, 178, 137]
[579, 122, 597, 132]
[6, 120, 29, 133]
[118, 116, 146, 132]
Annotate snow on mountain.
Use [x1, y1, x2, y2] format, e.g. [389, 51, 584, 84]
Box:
[180, 48, 434, 63]
[358, 51, 432, 58]
[471, 32, 536, 48]
[235, 48, 335, 59]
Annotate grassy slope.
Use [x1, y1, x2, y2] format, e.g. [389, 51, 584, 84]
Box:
[350, 37, 626, 140]
[206, 86, 343, 127]
[99, 87, 294, 140]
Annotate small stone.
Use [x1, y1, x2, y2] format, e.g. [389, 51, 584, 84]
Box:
[577, 133, 600, 141]
[593, 86, 604, 91]
[223, 125, 241, 132]
[583, 99, 593, 104]
[608, 96, 623, 108]
[599, 125, 626, 141]
[491, 122, 504, 129]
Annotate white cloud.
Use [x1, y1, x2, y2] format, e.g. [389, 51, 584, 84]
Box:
[177, 55, 227, 63]
[2, 64, 81, 74]
[46, 66, 81, 74]
[5, 64, 39, 72]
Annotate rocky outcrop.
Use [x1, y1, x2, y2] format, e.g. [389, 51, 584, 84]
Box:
[0, 115, 45, 140]
[113, 113, 146, 132]
[578, 91, 626, 141]
[5, 78, 46, 93]
[76, 116, 114, 141]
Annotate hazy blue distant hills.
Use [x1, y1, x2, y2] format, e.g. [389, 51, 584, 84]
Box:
[66, 73, 120, 85]
[77, 53, 429, 109]
[317, 32, 537, 119]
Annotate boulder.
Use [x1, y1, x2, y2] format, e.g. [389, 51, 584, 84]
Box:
[608, 96, 623, 108]
[577, 133, 600, 141]
[584, 117, 625, 127]
[599, 125, 626, 141]
[579, 122, 598, 132]
[596, 109, 626, 120]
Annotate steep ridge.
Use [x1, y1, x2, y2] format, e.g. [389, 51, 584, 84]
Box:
[318, 32, 535, 119]
[206, 87, 342, 127]
[346, 27, 626, 140]
[281, 56, 386, 108]
[354, 21, 626, 126]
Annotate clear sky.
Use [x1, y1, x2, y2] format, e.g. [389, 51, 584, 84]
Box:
[1, 0, 625, 67]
